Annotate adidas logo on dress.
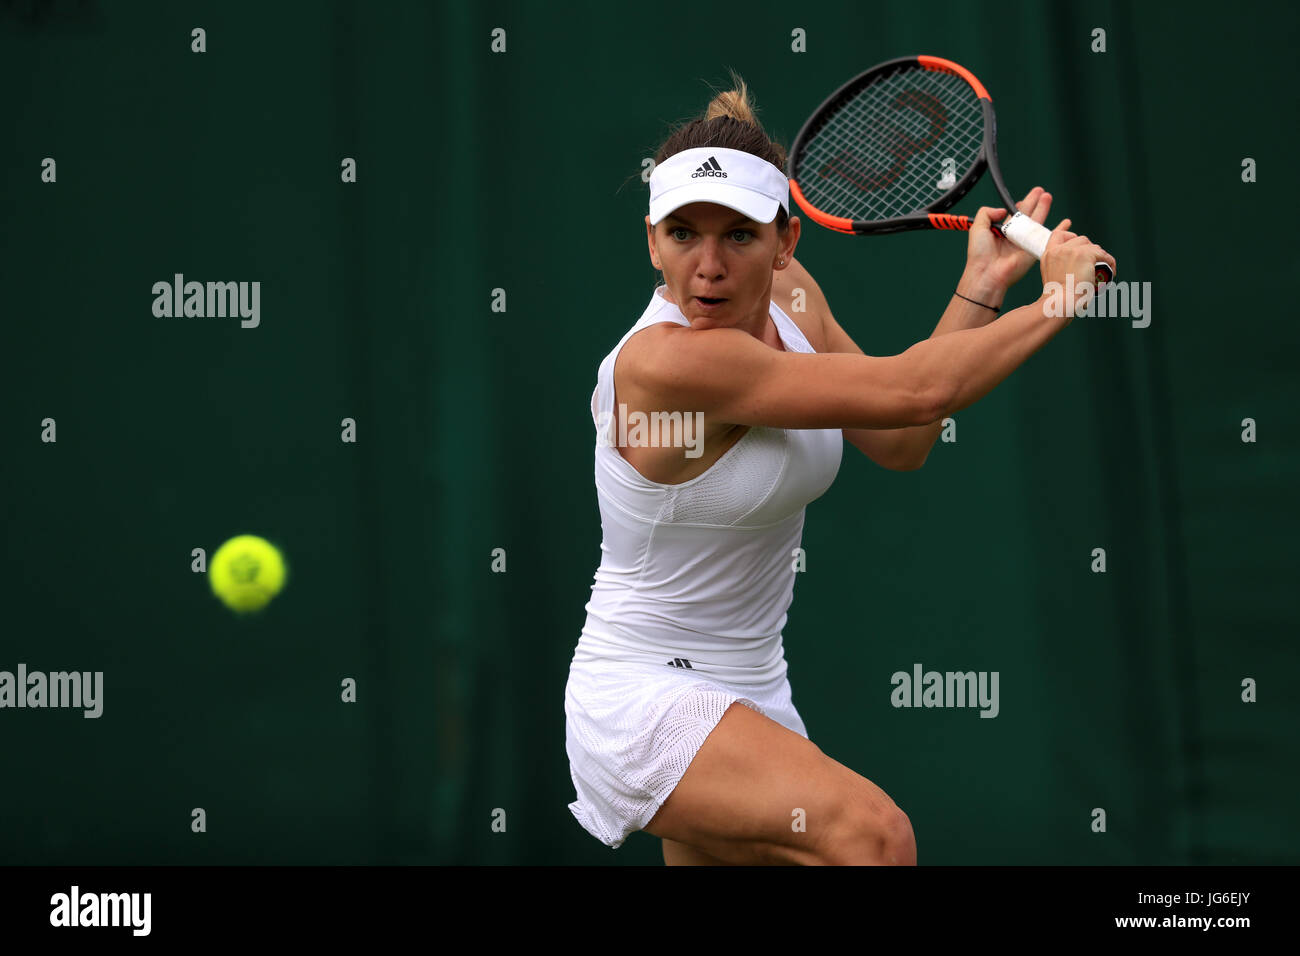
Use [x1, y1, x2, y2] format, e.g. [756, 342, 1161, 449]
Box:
[666, 658, 694, 669]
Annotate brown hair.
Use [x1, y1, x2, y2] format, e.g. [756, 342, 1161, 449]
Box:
[653, 71, 789, 234]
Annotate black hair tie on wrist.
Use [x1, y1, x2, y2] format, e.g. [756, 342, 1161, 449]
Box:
[954, 291, 999, 313]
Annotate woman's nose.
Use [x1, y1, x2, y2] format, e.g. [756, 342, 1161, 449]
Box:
[695, 238, 725, 276]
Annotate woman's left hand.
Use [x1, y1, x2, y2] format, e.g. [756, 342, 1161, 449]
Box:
[964, 186, 1053, 293]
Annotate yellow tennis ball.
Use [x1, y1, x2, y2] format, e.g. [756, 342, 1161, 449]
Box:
[209, 535, 286, 613]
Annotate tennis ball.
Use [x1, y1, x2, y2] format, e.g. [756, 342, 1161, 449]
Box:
[209, 534, 286, 613]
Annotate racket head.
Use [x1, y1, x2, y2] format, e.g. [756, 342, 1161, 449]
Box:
[789, 56, 1004, 235]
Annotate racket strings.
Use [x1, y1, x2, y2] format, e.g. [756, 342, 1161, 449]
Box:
[797, 67, 984, 222]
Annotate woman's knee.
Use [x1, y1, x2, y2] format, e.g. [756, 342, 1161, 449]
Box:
[816, 791, 917, 865]
[881, 806, 917, 865]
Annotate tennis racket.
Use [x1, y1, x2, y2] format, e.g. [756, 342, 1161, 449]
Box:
[788, 55, 1113, 284]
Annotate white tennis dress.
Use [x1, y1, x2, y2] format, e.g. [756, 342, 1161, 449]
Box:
[565, 285, 843, 848]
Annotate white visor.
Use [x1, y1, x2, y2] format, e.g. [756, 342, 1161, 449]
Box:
[648, 147, 789, 226]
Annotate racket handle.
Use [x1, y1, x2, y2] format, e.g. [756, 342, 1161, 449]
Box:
[999, 210, 1113, 284]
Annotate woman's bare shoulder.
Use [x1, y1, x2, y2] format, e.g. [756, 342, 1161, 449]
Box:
[771, 257, 829, 352]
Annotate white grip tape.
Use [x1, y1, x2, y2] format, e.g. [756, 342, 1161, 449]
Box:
[1000, 211, 1051, 259]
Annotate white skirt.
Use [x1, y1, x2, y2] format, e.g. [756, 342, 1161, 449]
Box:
[564, 655, 809, 849]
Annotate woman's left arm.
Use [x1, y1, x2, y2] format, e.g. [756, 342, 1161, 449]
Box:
[823, 186, 1056, 471]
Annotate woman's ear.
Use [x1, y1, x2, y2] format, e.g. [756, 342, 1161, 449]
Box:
[781, 215, 801, 263]
[645, 215, 661, 270]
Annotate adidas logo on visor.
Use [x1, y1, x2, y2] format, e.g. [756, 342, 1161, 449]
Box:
[690, 156, 727, 179]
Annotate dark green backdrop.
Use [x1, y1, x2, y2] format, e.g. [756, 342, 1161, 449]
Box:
[1, 0, 1296, 865]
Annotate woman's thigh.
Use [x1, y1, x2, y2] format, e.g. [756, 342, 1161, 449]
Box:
[642, 701, 909, 865]
[661, 838, 737, 866]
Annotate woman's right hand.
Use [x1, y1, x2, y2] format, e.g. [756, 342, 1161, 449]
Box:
[1039, 218, 1117, 322]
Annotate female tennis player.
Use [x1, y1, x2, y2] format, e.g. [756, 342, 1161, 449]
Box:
[564, 77, 1114, 865]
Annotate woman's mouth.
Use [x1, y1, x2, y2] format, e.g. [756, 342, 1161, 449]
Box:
[695, 296, 727, 309]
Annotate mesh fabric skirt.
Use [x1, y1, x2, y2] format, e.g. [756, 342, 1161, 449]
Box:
[564, 656, 809, 849]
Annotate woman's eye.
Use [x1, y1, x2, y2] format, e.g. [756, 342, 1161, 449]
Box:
[668, 228, 751, 242]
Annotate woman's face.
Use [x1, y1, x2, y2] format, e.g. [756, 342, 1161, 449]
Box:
[646, 201, 798, 327]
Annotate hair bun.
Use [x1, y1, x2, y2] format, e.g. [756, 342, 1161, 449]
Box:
[704, 83, 756, 125]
